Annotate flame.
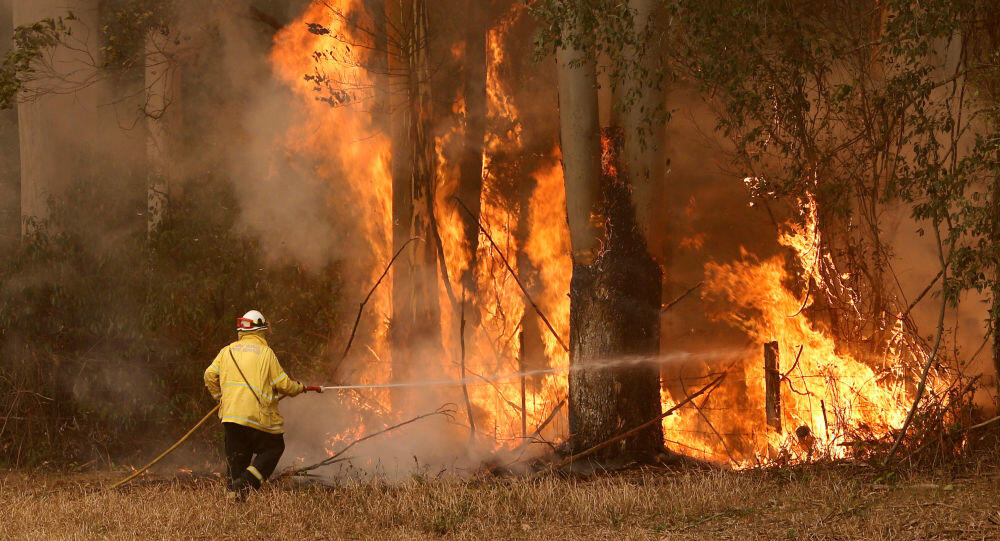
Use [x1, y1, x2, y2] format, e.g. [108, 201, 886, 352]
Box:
[437, 3, 569, 445]
[271, 1, 392, 403]
[661, 196, 941, 465]
[269, 1, 934, 468]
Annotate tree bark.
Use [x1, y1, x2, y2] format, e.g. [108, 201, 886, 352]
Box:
[389, 0, 442, 393]
[566, 128, 664, 461]
[556, 36, 602, 265]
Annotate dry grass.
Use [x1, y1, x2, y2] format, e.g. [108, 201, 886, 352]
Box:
[3, 465, 1000, 540]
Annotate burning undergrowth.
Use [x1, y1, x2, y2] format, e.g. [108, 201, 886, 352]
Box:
[260, 0, 975, 478]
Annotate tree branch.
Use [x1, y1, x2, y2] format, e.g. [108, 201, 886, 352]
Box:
[451, 196, 569, 352]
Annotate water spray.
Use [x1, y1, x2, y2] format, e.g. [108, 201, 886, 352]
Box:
[319, 349, 745, 391]
[108, 348, 741, 489]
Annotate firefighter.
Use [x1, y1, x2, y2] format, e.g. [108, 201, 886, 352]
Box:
[204, 310, 322, 499]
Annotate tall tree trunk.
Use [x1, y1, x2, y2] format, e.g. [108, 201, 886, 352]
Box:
[557, 23, 664, 460]
[456, 4, 487, 296]
[557, 38, 602, 265]
[991, 174, 1000, 397]
[622, 0, 660, 240]
[390, 0, 442, 396]
[454, 3, 488, 435]
[15, 0, 101, 234]
[566, 128, 664, 461]
[0, 2, 19, 250]
[145, 32, 179, 233]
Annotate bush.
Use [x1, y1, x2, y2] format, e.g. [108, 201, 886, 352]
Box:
[0, 175, 342, 467]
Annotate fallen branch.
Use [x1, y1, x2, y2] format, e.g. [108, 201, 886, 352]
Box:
[966, 415, 1000, 432]
[512, 398, 567, 454]
[501, 398, 568, 469]
[680, 373, 736, 467]
[284, 404, 455, 476]
[540, 372, 727, 475]
[451, 197, 568, 352]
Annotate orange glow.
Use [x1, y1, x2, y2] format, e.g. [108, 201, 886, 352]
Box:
[271, 1, 392, 403]
[661, 196, 943, 465]
[271, 1, 933, 467]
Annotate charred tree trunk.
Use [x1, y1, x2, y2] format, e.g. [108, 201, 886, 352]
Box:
[390, 0, 442, 390]
[557, 5, 664, 461]
[566, 129, 664, 461]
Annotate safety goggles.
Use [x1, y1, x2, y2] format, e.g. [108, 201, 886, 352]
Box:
[236, 317, 267, 330]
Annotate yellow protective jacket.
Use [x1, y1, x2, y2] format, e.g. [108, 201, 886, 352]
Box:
[204, 332, 304, 433]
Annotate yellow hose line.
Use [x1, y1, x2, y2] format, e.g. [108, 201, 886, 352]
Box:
[109, 404, 220, 490]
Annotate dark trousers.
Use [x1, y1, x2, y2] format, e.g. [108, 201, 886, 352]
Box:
[223, 422, 285, 490]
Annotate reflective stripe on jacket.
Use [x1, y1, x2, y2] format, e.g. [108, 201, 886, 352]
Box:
[204, 331, 304, 433]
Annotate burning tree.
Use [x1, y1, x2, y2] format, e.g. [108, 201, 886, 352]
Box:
[549, 1, 666, 461]
[265, 0, 1000, 470]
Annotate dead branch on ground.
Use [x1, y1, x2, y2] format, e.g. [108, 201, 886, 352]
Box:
[679, 373, 737, 467]
[539, 372, 727, 475]
[283, 404, 456, 477]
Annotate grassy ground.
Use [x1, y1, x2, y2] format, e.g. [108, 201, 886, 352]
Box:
[2, 464, 1000, 540]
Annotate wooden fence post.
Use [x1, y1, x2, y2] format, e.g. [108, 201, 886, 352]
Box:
[764, 341, 782, 434]
[519, 330, 527, 439]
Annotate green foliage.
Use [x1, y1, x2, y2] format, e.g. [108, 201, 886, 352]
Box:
[0, 2, 173, 110]
[0, 175, 342, 467]
[531, 0, 1000, 356]
[0, 16, 73, 109]
[99, 0, 173, 72]
[529, 0, 672, 132]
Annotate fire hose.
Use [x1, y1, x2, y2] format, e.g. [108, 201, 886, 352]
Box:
[107, 368, 570, 490]
[108, 351, 725, 489]
[109, 404, 220, 490]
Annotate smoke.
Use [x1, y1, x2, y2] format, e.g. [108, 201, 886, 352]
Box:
[5, 0, 993, 471]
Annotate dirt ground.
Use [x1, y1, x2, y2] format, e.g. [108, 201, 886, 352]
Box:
[3, 464, 1000, 540]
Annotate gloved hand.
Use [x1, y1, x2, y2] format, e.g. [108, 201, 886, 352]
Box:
[305, 385, 323, 393]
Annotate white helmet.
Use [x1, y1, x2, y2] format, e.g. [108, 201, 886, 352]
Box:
[236, 310, 268, 332]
